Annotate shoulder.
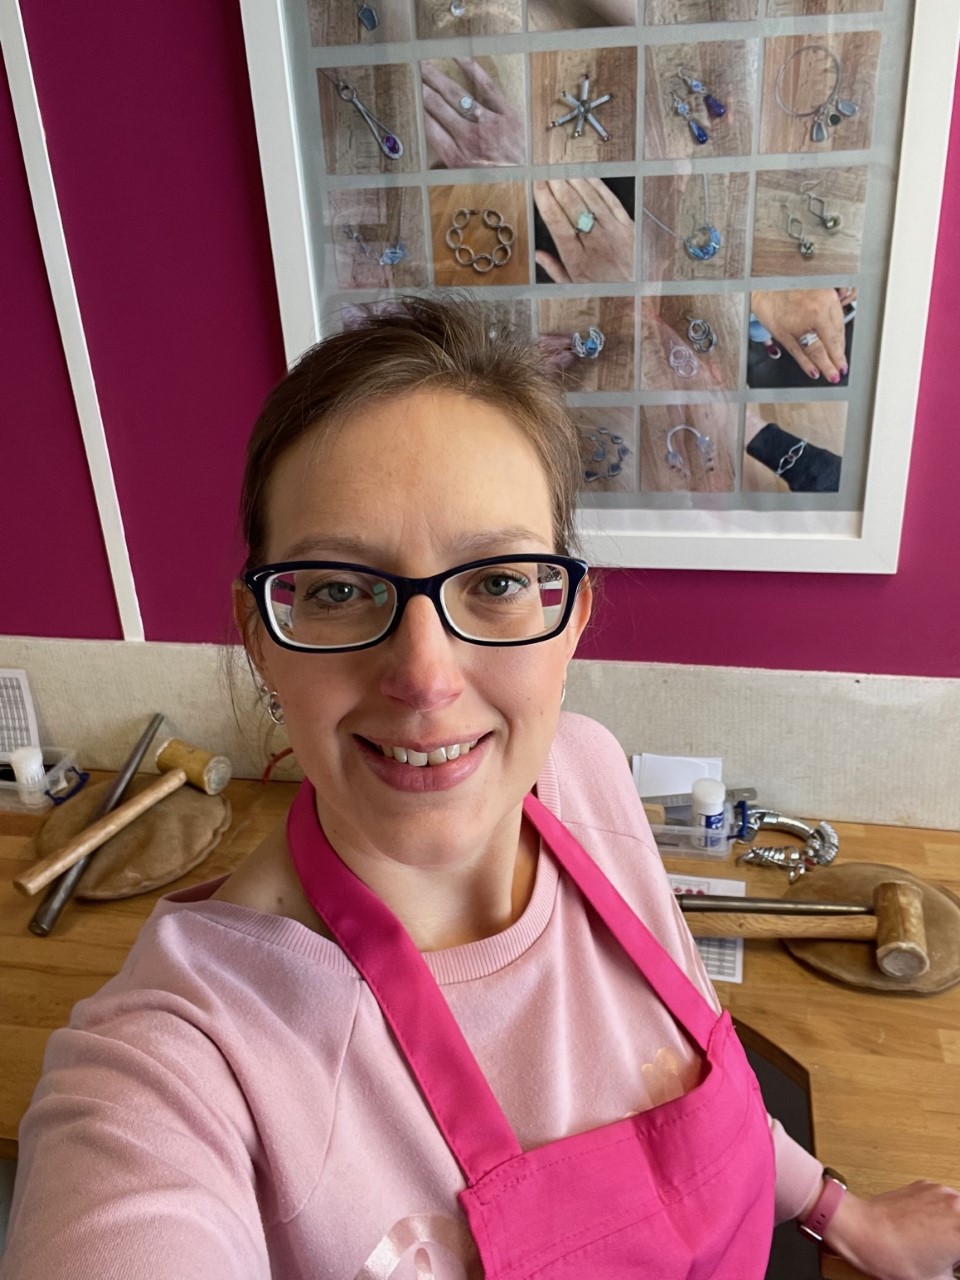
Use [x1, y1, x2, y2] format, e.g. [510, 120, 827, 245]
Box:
[540, 714, 712, 983]
[49, 894, 362, 1125]
[543, 711, 642, 834]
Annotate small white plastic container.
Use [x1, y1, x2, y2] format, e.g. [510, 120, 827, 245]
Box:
[692, 777, 727, 852]
[0, 748, 80, 813]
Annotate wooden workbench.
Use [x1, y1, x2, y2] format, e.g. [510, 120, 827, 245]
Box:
[1, 779, 958, 1280]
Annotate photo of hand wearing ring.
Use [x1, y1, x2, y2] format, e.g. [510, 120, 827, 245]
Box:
[533, 177, 635, 283]
[420, 57, 526, 169]
[748, 287, 855, 387]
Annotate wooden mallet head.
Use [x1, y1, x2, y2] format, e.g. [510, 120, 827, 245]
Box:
[872, 880, 930, 979]
[155, 738, 231, 795]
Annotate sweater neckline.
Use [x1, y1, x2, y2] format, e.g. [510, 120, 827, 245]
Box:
[159, 744, 566, 985]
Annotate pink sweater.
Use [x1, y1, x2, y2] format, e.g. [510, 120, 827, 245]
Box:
[2, 714, 822, 1279]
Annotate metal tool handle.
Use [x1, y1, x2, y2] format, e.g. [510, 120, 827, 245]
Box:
[678, 894, 870, 915]
[28, 713, 164, 937]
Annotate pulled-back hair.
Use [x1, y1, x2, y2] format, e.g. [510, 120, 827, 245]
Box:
[239, 296, 582, 573]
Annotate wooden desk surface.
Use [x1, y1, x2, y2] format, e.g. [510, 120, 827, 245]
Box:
[2, 781, 958, 1280]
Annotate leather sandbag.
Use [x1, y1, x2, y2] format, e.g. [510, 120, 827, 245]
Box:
[784, 862, 960, 994]
[25, 776, 231, 899]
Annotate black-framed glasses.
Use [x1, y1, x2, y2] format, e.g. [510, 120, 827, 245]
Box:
[244, 554, 589, 653]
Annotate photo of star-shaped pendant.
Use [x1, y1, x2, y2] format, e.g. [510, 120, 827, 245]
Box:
[547, 71, 613, 142]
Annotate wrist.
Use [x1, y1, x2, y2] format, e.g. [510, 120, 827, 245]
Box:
[798, 1167, 848, 1243]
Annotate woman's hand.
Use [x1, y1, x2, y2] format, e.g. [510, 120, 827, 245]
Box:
[750, 288, 849, 383]
[533, 179, 635, 283]
[822, 1181, 960, 1280]
[421, 59, 525, 168]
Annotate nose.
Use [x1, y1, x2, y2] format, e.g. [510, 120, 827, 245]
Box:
[378, 593, 466, 711]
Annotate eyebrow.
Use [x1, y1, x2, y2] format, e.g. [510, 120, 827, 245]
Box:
[276, 528, 553, 563]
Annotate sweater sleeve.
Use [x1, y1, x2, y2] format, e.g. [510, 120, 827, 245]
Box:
[0, 1000, 271, 1280]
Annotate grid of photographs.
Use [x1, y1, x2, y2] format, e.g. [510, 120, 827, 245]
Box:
[285, 0, 907, 511]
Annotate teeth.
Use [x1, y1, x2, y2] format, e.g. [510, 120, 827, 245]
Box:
[379, 739, 478, 766]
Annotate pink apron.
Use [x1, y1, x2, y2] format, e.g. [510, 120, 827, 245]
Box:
[287, 783, 776, 1278]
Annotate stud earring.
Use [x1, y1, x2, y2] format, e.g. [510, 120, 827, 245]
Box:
[266, 692, 285, 726]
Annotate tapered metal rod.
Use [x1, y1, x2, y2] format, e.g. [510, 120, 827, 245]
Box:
[28, 713, 165, 937]
[677, 894, 871, 915]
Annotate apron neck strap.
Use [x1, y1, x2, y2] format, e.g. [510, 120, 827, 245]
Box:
[287, 782, 523, 1183]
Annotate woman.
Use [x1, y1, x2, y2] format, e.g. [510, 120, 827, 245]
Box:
[3, 298, 959, 1279]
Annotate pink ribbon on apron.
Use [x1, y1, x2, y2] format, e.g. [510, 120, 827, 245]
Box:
[288, 783, 776, 1278]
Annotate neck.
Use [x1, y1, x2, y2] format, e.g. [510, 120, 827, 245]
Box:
[319, 809, 541, 952]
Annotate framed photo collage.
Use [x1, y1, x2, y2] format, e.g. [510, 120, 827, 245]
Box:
[241, 0, 960, 570]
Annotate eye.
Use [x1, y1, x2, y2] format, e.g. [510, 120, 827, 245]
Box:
[310, 580, 356, 605]
[479, 572, 529, 598]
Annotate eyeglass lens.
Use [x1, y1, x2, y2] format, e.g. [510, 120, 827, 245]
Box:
[264, 562, 571, 649]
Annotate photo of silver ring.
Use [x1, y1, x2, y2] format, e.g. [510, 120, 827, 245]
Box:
[798, 330, 820, 348]
[457, 94, 479, 120]
[572, 327, 605, 359]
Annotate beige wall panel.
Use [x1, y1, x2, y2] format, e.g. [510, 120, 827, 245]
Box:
[4, 637, 958, 828]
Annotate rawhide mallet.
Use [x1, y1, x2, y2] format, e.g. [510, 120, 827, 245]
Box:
[14, 738, 231, 898]
[681, 878, 930, 980]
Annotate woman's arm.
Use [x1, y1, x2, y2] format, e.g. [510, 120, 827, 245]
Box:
[0, 1014, 270, 1279]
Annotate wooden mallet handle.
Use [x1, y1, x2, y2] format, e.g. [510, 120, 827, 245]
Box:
[14, 769, 187, 897]
[687, 914, 879, 940]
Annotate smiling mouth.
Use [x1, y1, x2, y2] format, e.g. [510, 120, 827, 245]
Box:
[363, 736, 484, 767]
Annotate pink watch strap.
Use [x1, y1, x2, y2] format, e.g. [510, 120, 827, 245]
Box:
[798, 1168, 847, 1242]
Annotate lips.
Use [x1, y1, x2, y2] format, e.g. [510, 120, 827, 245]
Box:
[358, 733, 490, 793]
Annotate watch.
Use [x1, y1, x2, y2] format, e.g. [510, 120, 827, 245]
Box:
[798, 1167, 848, 1243]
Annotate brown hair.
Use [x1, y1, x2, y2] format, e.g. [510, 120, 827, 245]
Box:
[239, 295, 583, 573]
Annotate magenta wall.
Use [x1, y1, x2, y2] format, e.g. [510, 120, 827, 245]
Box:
[0, 52, 120, 639]
[5, 3, 960, 676]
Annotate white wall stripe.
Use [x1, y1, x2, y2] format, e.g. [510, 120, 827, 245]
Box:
[0, 0, 144, 641]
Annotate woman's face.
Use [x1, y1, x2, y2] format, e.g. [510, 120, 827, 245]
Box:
[250, 388, 591, 870]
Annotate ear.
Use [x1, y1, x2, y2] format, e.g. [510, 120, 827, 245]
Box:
[561, 573, 593, 665]
[233, 581, 269, 689]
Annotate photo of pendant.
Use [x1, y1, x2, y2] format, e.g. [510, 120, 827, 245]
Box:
[335, 80, 404, 160]
[684, 225, 721, 261]
[548, 72, 613, 143]
[378, 241, 407, 266]
[449, 0, 466, 14]
[356, 3, 378, 31]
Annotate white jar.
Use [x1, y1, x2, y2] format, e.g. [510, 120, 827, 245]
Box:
[10, 746, 47, 809]
[691, 777, 726, 851]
